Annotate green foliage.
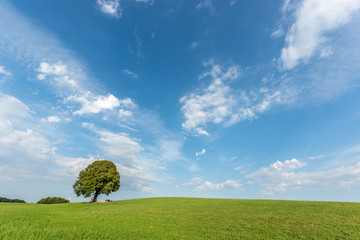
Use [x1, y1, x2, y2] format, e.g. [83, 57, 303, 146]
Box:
[1, 198, 360, 239]
[37, 197, 69, 204]
[73, 160, 120, 202]
[0, 197, 25, 203]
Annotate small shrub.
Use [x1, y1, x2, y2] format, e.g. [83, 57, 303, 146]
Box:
[37, 197, 69, 204]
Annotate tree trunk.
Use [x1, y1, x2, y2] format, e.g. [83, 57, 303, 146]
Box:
[91, 190, 100, 202]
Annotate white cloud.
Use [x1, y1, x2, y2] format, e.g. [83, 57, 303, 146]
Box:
[180, 63, 296, 135]
[280, 0, 360, 69]
[196, 148, 206, 157]
[195, 149, 206, 160]
[69, 93, 120, 115]
[37, 62, 78, 89]
[124, 69, 138, 79]
[195, 180, 242, 191]
[96, 0, 122, 18]
[247, 157, 360, 195]
[41, 116, 61, 123]
[119, 109, 133, 118]
[68, 92, 136, 116]
[180, 64, 240, 135]
[183, 177, 203, 186]
[229, 0, 237, 6]
[0, 66, 11, 76]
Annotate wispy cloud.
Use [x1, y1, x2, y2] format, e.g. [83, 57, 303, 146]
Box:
[195, 180, 242, 191]
[183, 177, 203, 186]
[280, 0, 360, 69]
[271, 28, 284, 38]
[0, 66, 11, 76]
[96, 0, 122, 19]
[130, 27, 144, 58]
[124, 69, 139, 79]
[196, 0, 215, 14]
[0, 93, 31, 119]
[229, 0, 237, 6]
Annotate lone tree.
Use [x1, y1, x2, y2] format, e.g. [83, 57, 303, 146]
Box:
[73, 160, 120, 202]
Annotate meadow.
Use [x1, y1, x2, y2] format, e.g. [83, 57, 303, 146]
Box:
[0, 197, 359, 239]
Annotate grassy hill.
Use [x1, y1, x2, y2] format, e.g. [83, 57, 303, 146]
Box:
[1, 197, 359, 239]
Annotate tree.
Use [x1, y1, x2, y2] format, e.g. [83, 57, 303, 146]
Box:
[73, 160, 120, 202]
[0, 197, 25, 203]
[37, 197, 69, 204]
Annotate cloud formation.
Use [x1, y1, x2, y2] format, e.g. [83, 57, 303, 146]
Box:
[247, 157, 360, 195]
[68, 92, 136, 116]
[196, 149, 206, 157]
[96, 0, 122, 18]
[280, 0, 360, 69]
[41, 116, 61, 123]
[195, 180, 242, 191]
[37, 62, 79, 89]
[180, 63, 296, 136]
[180, 64, 240, 136]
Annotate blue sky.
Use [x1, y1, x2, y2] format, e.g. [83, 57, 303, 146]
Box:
[1, 0, 360, 203]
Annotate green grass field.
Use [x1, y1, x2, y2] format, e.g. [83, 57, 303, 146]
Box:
[1, 197, 360, 239]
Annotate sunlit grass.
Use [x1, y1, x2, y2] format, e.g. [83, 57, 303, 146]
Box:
[1, 197, 359, 239]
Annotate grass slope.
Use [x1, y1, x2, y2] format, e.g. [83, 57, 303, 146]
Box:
[0, 197, 360, 239]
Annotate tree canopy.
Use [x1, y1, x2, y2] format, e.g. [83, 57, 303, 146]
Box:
[37, 197, 69, 204]
[73, 160, 120, 202]
[0, 197, 25, 203]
